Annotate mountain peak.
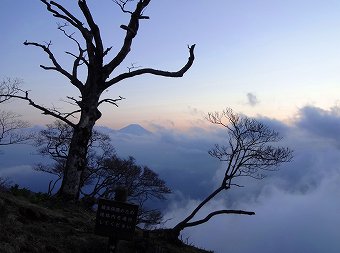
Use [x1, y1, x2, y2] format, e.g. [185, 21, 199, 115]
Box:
[118, 124, 152, 136]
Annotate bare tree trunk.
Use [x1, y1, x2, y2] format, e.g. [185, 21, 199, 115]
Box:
[172, 186, 225, 236]
[170, 185, 255, 241]
[58, 128, 90, 200]
[59, 96, 101, 200]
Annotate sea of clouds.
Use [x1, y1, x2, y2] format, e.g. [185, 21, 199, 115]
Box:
[1, 105, 340, 253]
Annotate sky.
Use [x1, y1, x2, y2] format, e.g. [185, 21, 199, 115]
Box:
[2, 0, 340, 128]
[1, 1, 340, 253]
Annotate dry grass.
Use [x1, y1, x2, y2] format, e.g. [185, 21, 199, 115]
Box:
[0, 191, 213, 253]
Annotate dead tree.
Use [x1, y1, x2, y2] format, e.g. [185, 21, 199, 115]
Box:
[171, 108, 293, 238]
[1, 0, 195, 200]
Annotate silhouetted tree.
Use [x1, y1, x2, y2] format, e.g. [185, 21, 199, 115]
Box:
[0, 78, 31, 147]
[84, 155, 171, 227]
[34, 120, 114, 195]
[35, 120, 171, 225]
[172, 108, 293, 237]
[0, 111, 30, 147]
[0, 78, 21, 104]
[1, 0, 195, 200]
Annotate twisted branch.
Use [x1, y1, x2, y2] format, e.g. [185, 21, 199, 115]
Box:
[2, 91, 76, 128]
[104, 44, 195, 89]
[184, 210, 255, 228]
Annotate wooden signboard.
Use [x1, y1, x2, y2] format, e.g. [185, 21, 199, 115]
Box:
[95, 198, 138, 241]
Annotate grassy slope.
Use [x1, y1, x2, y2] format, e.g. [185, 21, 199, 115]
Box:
[0, 191, 213, 253]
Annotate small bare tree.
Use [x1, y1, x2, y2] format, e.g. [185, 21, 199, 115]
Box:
[0, 111, 30, 147]
[85, 155, 171, 227]
[172, 108, 293, 237]
[0, 78, 31, 147]
[0, 78, 21, 104]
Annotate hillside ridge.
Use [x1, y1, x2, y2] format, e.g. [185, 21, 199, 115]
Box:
[0, 190, 213, 253]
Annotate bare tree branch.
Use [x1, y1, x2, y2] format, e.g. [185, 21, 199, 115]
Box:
[78, 0, 104, 59]
[40, 0, 85, 32]
[184, 209, 255, 228]
[104, 0, 152, 75]
[98, 96, 125, 107]
[104, 44, 195, 89]
[64, 96, 81, 106]
[103, 46, 113, 57]
[57, 23, 89, 77]
[23, 40, 84, 91]
[39, 0, 99, 87]
[3, 91, 76, 128]
[127, 62, 142, 73]
[114, 0, 134, 15]
[173, 186, 226, 233]
[57, 108, 82, 120]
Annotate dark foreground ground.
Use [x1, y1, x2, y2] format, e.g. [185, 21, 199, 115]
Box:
[0, 190, 213, 253]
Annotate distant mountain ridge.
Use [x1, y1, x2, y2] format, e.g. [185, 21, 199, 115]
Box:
[29, 124, 152, 137]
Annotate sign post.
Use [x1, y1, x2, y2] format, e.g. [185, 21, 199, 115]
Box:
[95, 188, 138, 253]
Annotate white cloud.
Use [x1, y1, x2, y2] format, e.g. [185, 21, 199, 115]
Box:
[247, 92, 259, 106]
[157, 105, 340, 253]
[2, 105, 340, 252]
[163, 172, 340, 253]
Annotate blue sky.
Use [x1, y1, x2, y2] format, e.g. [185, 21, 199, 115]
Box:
[2, 1, 340, 253]
[2, 0, 340, 128]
